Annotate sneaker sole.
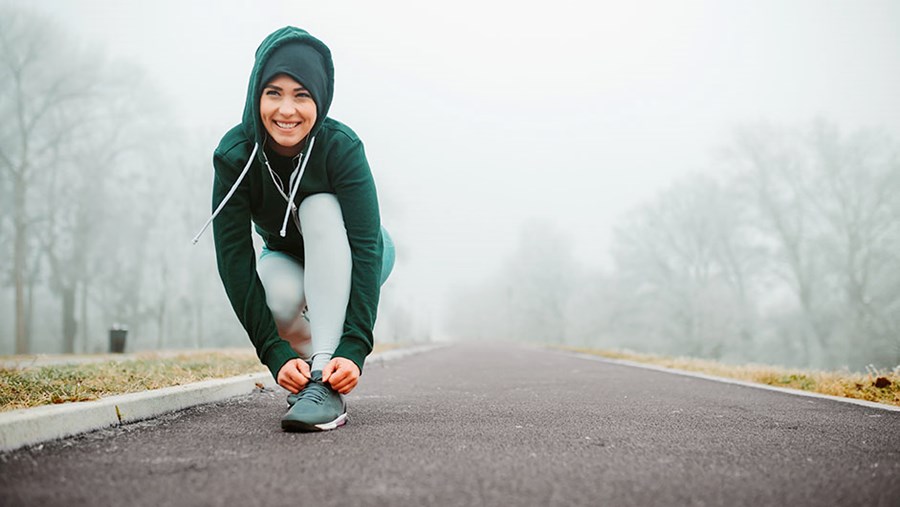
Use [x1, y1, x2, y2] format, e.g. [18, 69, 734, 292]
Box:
[281, 412, 348, 433]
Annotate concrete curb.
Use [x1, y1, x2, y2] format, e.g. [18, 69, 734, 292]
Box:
[0, 344, 440, 452]
[557, 349, 900, 413]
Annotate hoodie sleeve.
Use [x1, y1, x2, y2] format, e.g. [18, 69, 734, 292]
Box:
[211, 148, 300, 380]
[328, 138, 383, 373]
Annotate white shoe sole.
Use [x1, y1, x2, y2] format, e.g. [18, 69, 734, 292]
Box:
[315, 412, 348, 431]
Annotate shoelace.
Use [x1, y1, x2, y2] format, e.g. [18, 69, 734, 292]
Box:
[296, 379, 330, 404]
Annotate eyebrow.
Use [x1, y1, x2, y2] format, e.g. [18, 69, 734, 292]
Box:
[264, 84, 308, 92]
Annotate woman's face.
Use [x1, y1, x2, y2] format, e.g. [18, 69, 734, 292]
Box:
[260, 74, 317, 157]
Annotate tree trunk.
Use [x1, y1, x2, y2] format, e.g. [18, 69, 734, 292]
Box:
[14, 171, 28, 354]
[26, 270, 34, 351]
[80, 281, 89, 353]
[62, 285, 77, 353]
[195, 303, 203, 348]
[156, 263, 168, 349]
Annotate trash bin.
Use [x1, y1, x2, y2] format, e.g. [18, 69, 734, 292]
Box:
[109, 325, 128, 353]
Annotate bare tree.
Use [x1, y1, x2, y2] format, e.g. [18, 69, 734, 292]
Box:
[40, 100, 138, 352]
[446, 220, 581, 345]
[0, 5, 187, 353]
[729, 123, 834, 364]
[611, 174, 757, 359]
[804, 122, 900, 365]
[172, 133, 243, 348]
[729, 120, 900, 368]
[448, 120, 899, 370]
[502, 221, 580, 344]
[0, 7, 99, 352]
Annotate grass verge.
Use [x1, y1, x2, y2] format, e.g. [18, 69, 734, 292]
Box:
[1, 344, 402, 412]
[564, 347, 900, 408]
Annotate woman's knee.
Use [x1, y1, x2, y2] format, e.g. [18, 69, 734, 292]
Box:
[298, 193, 345, 237]
[266, 285, 305, 324]
[257, 251, 306, 322]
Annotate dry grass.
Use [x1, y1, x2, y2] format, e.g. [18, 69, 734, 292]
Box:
[0, 350, 266, 412]
[565, 347, 900, 408]
[1, 344, 403, 412]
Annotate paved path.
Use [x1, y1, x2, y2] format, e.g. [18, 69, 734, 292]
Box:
[2, 344, 898, 506]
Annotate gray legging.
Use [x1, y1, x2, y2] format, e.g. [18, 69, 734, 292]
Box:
[256, 193, 394, 372]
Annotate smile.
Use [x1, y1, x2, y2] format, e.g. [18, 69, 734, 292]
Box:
[275, 121, 300, 129]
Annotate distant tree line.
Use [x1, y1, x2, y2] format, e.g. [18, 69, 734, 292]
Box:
[451, 120, 900, 371]
[0, 6, 240, 353]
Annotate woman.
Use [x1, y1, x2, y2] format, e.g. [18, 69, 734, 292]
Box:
[193, 26, 394, 432]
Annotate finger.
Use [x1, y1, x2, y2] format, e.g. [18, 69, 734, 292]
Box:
[297, 360, 311, 379]
[336, 378, 357, 394]
[279, 359, 310, 392]
[287, 362, 309, 388]
[279, 376, 300, 393]
[329, 375, 348, 391]
[331, 371, 355, 391]
[328, 368, 350, 387]
[321, 360, 336, 383]
[278, 371, 295, 390]
[333, 382, 349, 394]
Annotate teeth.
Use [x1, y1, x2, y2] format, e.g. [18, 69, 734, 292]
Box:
[275, 121, 299, 129]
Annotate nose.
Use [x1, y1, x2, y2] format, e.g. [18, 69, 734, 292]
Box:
[278, 99, 296, 116]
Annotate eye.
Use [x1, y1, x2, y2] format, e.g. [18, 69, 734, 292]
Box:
[296, 92, 312, 99]
[265, 89, 280, 96]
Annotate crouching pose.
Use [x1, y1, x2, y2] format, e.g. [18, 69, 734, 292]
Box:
[194, 26, 394, 431]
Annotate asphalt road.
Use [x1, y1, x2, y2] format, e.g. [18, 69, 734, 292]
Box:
[2, 344, 898, 507]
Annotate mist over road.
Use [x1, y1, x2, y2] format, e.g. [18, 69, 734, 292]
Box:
[2, 344, 898, 506]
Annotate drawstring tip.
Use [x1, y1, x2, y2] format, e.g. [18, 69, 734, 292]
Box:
[280, 228, 287, 237]
[190, 142, 259, 249]
[190, 229, 206, 245]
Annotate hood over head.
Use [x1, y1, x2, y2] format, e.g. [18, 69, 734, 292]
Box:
[241, 26, 334, 150]
[192, 27, 333, 245]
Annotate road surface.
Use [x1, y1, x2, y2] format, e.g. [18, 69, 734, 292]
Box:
[2, 344, 898, 506]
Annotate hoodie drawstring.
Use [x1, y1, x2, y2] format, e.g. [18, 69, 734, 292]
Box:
[191, 142, 259, 244]
[191, 136, 316, 244]
[277, 136, 315, 237]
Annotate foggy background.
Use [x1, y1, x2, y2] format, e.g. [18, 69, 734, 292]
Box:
[2, 0, 899, 371]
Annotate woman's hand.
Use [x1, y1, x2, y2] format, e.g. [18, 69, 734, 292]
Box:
[277, 358, 311, 393]
[322, 357, 360, 394]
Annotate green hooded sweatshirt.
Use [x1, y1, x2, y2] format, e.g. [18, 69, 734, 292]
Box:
[208, 27, 383, 379]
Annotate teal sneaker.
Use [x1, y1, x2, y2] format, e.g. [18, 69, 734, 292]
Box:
[281, 371, 348, 432]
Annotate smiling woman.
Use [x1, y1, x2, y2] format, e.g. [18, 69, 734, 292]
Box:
[259, 77, 317, 156]
[192, 26, 396, 433]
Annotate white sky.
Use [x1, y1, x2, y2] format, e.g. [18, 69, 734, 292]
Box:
[28, 0, 900, 337]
